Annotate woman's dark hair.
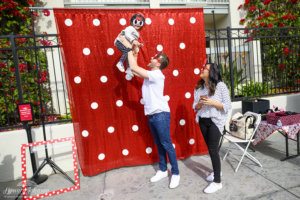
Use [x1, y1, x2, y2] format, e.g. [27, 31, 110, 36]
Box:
[195, 63, 222, 96]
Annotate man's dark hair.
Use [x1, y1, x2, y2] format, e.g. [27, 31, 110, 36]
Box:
[158, 53, 169, 70]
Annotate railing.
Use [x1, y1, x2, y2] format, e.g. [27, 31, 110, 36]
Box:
[205, 27, 300, 101]
[0, 34, 71, 131]
[0, 27, 299, 130]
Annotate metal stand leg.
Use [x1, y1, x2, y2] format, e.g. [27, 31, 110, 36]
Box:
[281, 130, 300, 161]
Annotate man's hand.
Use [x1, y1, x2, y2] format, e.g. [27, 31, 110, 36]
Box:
[132, 40, 139, 46]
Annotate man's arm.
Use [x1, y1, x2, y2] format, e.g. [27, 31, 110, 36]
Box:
[128, 51, 149, 79]
[118, 36, 149, 79]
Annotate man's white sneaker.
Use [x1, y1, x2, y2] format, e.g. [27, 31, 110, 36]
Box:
[125, 68, 134, 77]
[206, 172, 222, 182]
[150, 170, 168, 183]
[204, 182, 222, 194]
[116, 62, 125, 72]
[169, 175, 180, 189]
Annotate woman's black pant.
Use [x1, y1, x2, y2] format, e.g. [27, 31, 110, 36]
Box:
[198, 117, 221, 183]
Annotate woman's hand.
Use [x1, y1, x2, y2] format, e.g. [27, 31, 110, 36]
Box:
[200, 97, 224, 110]
[200, 97, 216, 107]
[195, 102, 203, 110]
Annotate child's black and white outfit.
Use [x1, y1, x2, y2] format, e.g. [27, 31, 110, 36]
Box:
[114, 26, 140, 77]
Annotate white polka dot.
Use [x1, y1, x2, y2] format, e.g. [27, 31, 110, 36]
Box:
[74, 76, 81, 84]
[65, 19, 72, 26]
[93, 19, 100, 26]
[145, 18, 151, 25]
[119, 18, 126, 26]
[190, 17, 196, 24]
[107, 48, 114, 55]
[189, 139, 195, 145]
[91, 102, 98, 109]
[140, 98, 145, 105]
[156, 44, 163, 52]
[125, 74, 133, 81]
[185, 92, 191, 99]
[146, 147, 152, 154]
[82, 130, 89, 137]
[83, 48, 90, 55]
[194, 68, 200, 75]
[100, 76, 107, 83]
[98, 153, 105, 160]
[164, 95, 170, 101]
[116, 100, 123, 107]
[168, 18, 174, 25]
[132, 125, 139, 132]
[180, 43, 186, 49]
[173, 144, 175, 149]
[122, 149, 129, 156]
[180, 119, 186, 126]
[107, 126, 114, 133]
[173, 70, 179, 77]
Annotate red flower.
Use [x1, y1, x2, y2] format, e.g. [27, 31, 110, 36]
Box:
[263, 0, 272, 5]
[278, 64, 285, 70]
[28, 0, 34, 5]
[240, 19, 245, 24]
[248, 5, 257, 13]
[260, 22, 266, 27]
[267, 24, 273, 28]
[260, 9, 266, 13]
[281, 14, 296, 20]
[279, 23, 285, 27]
[290, 0, 298, 3]
[42, 9, 50, 17]
[244, 39, 253, 43]
[256, 16, 263, 21]
[263, 12, 271, 18]
[244, 0, 251, 6]
[282, 47, 290, 56]
[0, 62, 6, 68]
[10, 67, 15, 72]
[19, 63, 26, 72]
[238, 4, 243, 9]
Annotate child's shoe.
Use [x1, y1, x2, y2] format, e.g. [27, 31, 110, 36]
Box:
[126, 68, 134, 77]
[116, 62, 125, 72]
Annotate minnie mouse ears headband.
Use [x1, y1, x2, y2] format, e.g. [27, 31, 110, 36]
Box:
[131, 14, 145, 27]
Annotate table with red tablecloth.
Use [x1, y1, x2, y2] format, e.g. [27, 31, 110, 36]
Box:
[253, 121, 300, 161]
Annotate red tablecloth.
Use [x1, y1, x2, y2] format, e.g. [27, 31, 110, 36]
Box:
[253, 121, 300, 146]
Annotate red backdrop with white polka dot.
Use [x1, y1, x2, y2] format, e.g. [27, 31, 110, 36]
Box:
[54, 8, 207, 176]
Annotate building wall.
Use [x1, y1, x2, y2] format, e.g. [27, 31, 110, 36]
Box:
[1, 93, 299, 181]
[228, 0, 245, 28]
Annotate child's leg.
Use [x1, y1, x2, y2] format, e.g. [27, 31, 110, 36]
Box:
[115, 40, 130, 63]
[115, 40, 131, 72]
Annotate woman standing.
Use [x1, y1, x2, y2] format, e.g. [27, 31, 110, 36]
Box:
[193, 62, 231, 193]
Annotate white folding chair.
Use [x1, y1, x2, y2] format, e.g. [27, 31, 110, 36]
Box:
[222, 111, 262, 172]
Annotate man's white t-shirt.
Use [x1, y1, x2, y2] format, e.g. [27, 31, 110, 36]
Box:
[142, 69, 170, 115]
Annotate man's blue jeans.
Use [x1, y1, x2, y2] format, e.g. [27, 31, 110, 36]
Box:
[148, 112, 179, 175]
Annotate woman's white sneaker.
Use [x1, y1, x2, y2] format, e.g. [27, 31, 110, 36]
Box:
[169, 175, 180, 189]
[204, 182, 222, 193]
[150, 170, 168, 182]
[206, 172, 222, 182]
